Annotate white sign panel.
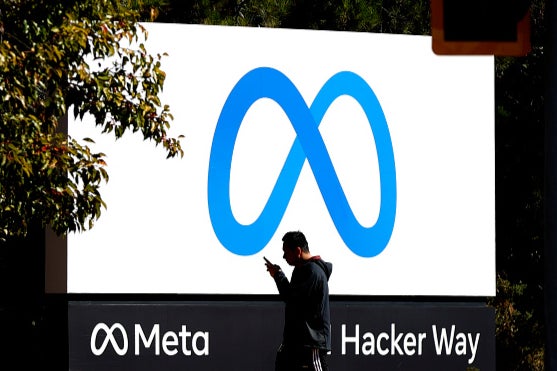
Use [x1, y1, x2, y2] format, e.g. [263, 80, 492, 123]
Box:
[67, 23, 495, 295]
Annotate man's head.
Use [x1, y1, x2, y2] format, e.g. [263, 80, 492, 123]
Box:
[282, 231, 310, 266]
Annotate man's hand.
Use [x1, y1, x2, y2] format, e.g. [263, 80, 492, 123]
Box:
[264, 257, 281, 277]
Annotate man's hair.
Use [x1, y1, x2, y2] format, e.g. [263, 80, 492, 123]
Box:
[282, 231, 309, 253]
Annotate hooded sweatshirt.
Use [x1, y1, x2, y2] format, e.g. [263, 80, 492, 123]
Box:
[273, 256, 333, 350]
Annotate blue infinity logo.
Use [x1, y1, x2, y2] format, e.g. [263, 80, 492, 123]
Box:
[208, 67, 396, 257]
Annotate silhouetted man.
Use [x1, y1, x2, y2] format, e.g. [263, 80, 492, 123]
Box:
[265, 231, 332, 371]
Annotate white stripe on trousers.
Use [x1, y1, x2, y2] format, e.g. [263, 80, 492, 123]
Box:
[312, 348, 323, 371]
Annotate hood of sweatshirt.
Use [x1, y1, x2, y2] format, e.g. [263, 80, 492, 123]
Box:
[310, 256, 333, 280]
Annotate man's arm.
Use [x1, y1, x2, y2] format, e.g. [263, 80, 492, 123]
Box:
[265, 259, 290, 300]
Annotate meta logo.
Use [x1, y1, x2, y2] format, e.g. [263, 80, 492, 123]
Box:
[91, 323, 128, 356]
[208, 67, 396, 258]
[90, 322, 209, 356]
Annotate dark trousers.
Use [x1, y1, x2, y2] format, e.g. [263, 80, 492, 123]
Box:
[275, 344, 329, 371]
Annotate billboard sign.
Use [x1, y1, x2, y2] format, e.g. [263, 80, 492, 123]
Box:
[67, 24, 495, 295]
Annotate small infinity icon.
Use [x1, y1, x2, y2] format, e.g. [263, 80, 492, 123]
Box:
[208, 67, 396, 257]
[91, 322, 128, 356]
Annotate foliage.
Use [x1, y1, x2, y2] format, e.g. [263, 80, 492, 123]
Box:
[493, 0, 546, 369]
[156, 0, 430, 34]
[156, 0, 289, 27]
[488, 275, 544, 370]
[0, 0, 182, 241]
